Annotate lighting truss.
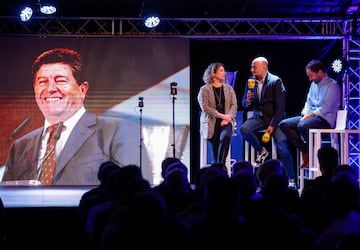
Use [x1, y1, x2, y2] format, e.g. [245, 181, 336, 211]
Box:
[0, 17, 350, 38]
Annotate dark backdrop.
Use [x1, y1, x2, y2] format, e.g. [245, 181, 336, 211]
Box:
[189, 39, 343, 181]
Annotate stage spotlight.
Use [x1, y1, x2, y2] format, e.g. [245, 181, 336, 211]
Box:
[40, 4, 57, 15]
[19, 6, 34, 22]
[332, 58, 349, 74]
[19, 2, 57, 22]
[332, 59, 343, 73]
[140, 0, 161, 29]
[144, 14, 161, 28]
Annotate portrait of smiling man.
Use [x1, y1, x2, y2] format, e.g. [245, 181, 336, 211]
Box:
[2, 47, 134, 185]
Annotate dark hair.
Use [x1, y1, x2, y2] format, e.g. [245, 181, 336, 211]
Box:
[305, 59, 326, 73]
[231, 160, 253, 176]
[160, 157, 181, 178]
[317, 145, 338, 172]
[97, 161, 120, 183]
[257, 159, 286, 187]
[32, 47, 85, 85]
[333, 164, 357, 177]
[164, 161, 188, 178]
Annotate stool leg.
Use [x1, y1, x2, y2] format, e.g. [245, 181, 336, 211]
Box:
[244, 141, 249, 162]
[271, 137, 277, 159]
[200, 137, 207, 168]
[297, 149, 304, 193]
[226, 145, 231, 176]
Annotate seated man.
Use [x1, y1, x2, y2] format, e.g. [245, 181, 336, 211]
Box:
[239, 56, 295, 184]
[279, 59, 340, 168]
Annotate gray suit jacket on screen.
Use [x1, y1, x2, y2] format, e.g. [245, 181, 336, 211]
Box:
[2, 111, 135, 185]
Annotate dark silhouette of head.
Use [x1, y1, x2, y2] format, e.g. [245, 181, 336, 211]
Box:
[317, 145, 338, 174]
[160, 157, 182, 179]
[231, 160, 253, 176]
[257, 159, 287, 189]
[97, 161, 120, 185]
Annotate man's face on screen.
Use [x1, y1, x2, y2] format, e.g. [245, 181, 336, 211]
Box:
[33, 63, 88, 123]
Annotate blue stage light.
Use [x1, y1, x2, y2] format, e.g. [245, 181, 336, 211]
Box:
[19, 2, 57, 22]
[332, 59, 343, 73]
[40, 5, 57, 15]
[144, 15, 161, 28]
[19, 6, 33, 22]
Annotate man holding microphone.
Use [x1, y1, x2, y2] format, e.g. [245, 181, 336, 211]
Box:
[239, 56, 296, 187]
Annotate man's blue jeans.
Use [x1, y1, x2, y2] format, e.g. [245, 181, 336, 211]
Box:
[240, 116, 295, 180]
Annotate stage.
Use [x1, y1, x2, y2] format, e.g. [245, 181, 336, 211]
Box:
[0, 184, 93, 208]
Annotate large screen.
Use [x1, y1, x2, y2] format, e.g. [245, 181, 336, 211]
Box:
[0, 37, 190, 185]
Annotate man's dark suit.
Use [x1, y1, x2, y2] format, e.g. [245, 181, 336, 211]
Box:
[240, 71, 295, 181]
[2, 111, 137, 185]
[242, 71, 286, 128]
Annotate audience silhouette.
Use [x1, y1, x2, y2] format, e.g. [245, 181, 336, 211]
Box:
[154, 161, 195, 217]
[85, 164, 142, 250]
[0, 197, 6, 249]
[300, 145, 339, 236]
[315, 167, 360, 250]
[2, 145, 358, 250]
[77, 161, 120, 245]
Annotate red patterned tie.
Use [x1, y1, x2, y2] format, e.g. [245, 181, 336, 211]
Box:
[39, 125, 57, 185]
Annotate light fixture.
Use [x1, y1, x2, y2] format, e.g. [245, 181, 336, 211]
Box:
[331, 58, 349, 74]
[332, 59, 343, 73]
[19, 6, 34, 22]
[40, 5, 57, 15]
[144, 14, 161, 28]
[19, 1, 57, 22]
[140, 0, 161, 29]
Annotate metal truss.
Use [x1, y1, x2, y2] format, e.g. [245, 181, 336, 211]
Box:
[346, 38, 360, 170]
[0, 16, 354, 39]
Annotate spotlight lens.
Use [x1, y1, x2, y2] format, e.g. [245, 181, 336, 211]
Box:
[40, 5, 57, 15]
[20, 7, 33, 22]
[332, 59, 342, 73]
[144, 16, 160, 28]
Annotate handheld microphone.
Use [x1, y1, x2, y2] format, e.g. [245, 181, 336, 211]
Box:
[170, 82, 178, 95]
[247, 78, 256, 104]
[262, 132, 271, 143]
[248, 78, 255, 92]
[138, 96, 144, 108]
[10, 117, 31, 140]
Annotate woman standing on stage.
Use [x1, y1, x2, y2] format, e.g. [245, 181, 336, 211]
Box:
[197, 62, 238, 165]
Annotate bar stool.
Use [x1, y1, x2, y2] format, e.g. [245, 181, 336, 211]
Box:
[307, 110, 347, 177]
[299, 109, 360, 192]
[244, 133, 277, 166]
[200, 137, 232, 176]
